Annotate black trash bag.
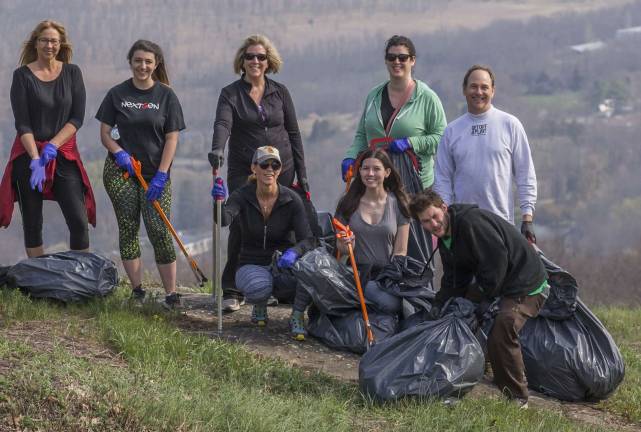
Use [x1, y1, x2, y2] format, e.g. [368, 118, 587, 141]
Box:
[6, 251, 118, 303]
[537, 249, 578, 320]
[359, 300, 485, 401]
[375, 255, 436, 316]
[520, 298, 625, 402]
[386, 151, 433, 265]
[0, 266, 11, 288]
[291, 247, 372, 316]
[307, 306, 397, 354]
[399, 296, 476, 332]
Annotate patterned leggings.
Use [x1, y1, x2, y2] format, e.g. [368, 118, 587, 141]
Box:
[102, 157, 176, 264]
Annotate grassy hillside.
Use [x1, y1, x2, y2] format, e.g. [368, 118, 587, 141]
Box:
[1, 286, 639, 431]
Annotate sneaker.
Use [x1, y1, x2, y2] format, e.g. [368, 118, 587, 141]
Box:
[163, 292, 182, 310]
[267, 296, 279, 307]
[515, 398, 529, 410]
[289, 311, 306, 341]
[251, 304, 268, 326]
[131, 286, 146, 301]
[222, 297, 245, 312]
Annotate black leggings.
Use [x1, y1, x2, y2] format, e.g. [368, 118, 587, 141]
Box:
[12, 153, 89, 249]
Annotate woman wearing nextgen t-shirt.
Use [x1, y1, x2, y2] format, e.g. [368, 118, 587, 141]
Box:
[96, 39, 185, 309]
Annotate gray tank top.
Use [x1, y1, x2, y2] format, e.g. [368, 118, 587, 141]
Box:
[348, 194, 409, 267]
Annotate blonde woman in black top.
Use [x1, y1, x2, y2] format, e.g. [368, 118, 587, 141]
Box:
[210, 34, 309, 311]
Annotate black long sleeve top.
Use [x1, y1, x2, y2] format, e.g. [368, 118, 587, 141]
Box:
[219, 182, 316, 266]
[10, 63, 85, 141]
[211, 76, 307, 183]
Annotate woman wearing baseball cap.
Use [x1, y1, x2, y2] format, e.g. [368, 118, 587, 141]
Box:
[212, 146, 315, 340]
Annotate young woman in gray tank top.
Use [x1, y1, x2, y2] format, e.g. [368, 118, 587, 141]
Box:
[335, 149, 410, 314]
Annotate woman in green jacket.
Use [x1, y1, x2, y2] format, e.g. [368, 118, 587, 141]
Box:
[342, 35, 446, 190]
[342, 35, 446, 264]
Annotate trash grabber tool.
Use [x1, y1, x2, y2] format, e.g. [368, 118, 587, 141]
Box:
[125, 157, 208, 286]
[332, 217, 375, 346]
[209, 155, 225, 335]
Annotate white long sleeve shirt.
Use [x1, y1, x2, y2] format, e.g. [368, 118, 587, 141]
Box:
[433, 106, 537, 224]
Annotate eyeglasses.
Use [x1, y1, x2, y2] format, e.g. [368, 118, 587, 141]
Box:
[385, 53, 413, 63]
[258, 160, 281, 170]
[38, 38, 61, 47]
[244, 53, 267, 62]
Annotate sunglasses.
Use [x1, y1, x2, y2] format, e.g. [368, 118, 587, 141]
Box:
[258, 160, 281, 170]
[385, 53, 413, 63]
[244, 53, 268, 62]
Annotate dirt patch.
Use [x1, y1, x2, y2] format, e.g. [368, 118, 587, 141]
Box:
[1, 320, 126, 369]
[177, 293, 641, 432]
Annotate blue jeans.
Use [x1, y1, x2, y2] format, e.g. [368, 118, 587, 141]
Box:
[364, 281, 402, 315]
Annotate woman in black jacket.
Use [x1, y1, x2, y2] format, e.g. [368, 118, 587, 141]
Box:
[210, 34, 309, 312]
[212, 146, 314, 341]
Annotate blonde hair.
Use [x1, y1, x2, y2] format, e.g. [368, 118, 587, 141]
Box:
[233, 34, 282, 75]
[20, 20, 72, 65]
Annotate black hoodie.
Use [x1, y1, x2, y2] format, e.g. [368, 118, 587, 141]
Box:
[220, 182, 316, 266]
[435, 204, 546, 306]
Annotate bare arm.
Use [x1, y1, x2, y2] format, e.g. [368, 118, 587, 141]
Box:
[99, 123, 124, 154]
[392, 223, 409, 257]
[158, 131, 179, 172]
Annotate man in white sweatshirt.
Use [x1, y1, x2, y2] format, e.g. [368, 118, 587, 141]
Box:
[433, 65, 537, 242]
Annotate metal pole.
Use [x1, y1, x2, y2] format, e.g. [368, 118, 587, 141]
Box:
[214, 192, 223, 335]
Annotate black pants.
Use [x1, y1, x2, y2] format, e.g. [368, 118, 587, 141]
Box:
[12, 153, 89, 250]
[222, 168, 295, 299]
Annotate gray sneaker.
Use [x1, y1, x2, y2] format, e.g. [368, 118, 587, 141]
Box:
[222, 297, 241, 312]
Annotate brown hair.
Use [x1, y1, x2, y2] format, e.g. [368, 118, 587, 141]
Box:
[335, 149, 410, 222]
[385, 35, 416, 57]
[127, 39, 170, 85]
[233, 34, 282, 75]
[462, 64, 495, 88]
[409, 189, 445, 218]
[19, 20, 73, 65]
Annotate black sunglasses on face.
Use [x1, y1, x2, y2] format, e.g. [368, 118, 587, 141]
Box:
[385, 53, 413, 63]
[258, 160, 281, 170]
[244, 53, 268, 61]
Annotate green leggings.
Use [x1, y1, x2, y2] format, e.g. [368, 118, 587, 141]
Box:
[103, 157, 176, 264]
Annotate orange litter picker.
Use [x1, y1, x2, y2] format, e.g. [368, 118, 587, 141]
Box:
[124, 157, 208, 287]
[332, 217, 375, 347]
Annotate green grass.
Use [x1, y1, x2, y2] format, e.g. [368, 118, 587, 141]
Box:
[593, 306, 641, 423]
[0, 287, 631, 431]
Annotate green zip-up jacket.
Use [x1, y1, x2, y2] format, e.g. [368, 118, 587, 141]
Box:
[346, 79, 447, 188]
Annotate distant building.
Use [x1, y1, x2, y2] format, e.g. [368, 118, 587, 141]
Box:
[569, 41, 606, 54]
[615, 26, 641, 39]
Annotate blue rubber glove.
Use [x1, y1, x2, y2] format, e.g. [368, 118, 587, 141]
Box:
[277, 248, 299, 269]
[114, 150, 134, 176]
[145, 171, 168, 202]
[39, 142, 57, 166]
[388, 137, 411, 153]
[29, 159, 46, 192]
[341, 158, 355, 182]
[211, 177, 227, 201]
